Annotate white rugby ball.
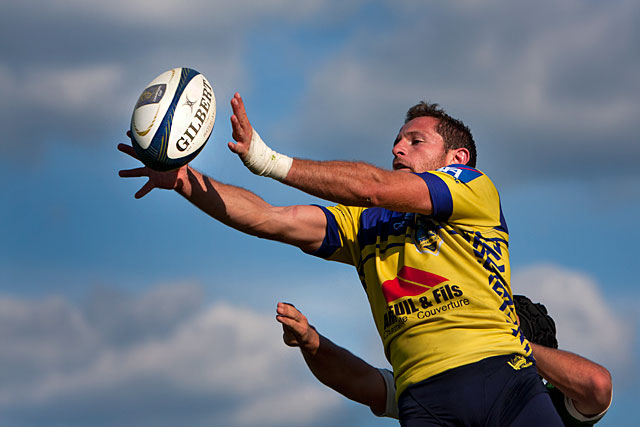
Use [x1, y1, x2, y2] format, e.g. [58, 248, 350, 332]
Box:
[130, 68, 216, 171]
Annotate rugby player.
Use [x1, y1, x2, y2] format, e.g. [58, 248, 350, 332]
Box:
[120, 93, 562, 424]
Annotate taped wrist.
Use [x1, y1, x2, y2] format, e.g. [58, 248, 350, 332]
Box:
[242, 129, 293, 181]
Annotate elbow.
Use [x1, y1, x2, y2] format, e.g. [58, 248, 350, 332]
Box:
[369, 400, 386, 417]
[583, 366, 613, 413]
[590, 367, 613, 411]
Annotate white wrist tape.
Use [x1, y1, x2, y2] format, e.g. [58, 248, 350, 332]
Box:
[242, 130, 293, 181]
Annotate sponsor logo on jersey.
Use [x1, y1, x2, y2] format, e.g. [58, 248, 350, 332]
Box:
[381, 266, 448, 304]
[382, 275, 468, 337]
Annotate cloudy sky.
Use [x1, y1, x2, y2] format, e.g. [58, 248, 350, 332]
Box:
[1, 0, 638, 425]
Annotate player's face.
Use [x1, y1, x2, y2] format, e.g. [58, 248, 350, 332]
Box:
[392, 116, 450, 173]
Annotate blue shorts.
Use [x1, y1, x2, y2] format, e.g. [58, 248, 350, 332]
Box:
[398, 354, 563, 426]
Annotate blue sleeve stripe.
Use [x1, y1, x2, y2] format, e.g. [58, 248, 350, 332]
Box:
[305, 205, 343, 258]
[358, 208, 405, 248]
[414, 172, 453, 221]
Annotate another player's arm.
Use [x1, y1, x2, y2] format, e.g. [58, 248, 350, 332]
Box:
[276, 302, 387, 414]
[228, 93, 434, 215]
[532, 343, 612, 417]
[118, 143, 327, 252]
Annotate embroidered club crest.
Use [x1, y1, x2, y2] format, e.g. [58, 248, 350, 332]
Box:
[413, 216, 442, 254]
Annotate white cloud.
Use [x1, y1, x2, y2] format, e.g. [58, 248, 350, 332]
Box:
[383, 0, 639, 128]
[232, 384, 338, 426]
[7, 0, 335, 28]
[5, 0, 636, 177]
[22, 64, 125, 113]
[0, 295, 99, 378]
[0, 285, 344, 426]
[279, 0, 639, 177]
[0, 56, 244, 155]
[512, 264, 634, 373]
[0, 62, 129, 153]
[1, 0, 364, 153]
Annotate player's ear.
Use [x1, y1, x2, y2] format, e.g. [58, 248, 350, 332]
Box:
[446, 147, 470, 166]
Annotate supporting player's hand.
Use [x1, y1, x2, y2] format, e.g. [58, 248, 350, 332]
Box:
[276, 302, 321, 355]
[228, 92, 253, 161]
[118, 131, 189, 198]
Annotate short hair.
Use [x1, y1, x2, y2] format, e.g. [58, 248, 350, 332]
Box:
[405, 102, 477, 168]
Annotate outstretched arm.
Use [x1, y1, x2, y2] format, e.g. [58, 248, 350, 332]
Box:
[285, 158, 433, 214]
[275, 302, 388, 415]
[532, 343, 612, 417]
[118, 137, 326, 252]
[228, 93, 435, 215]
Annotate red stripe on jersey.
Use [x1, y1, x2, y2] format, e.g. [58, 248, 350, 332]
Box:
[399, 266, 448, 287]
[382, 267, 448, 303]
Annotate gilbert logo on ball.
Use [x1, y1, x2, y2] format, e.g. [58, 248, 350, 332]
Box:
[130, 68, 216, 171]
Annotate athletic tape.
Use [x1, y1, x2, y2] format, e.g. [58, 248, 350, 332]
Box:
[242, 129, 293, 181]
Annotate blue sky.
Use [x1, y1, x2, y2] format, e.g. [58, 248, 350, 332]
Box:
[1, 1, 638, 425]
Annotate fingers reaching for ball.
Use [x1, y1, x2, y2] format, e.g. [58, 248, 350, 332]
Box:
[117, 143, 139, 160]
[118, 166, 148, 178]
[118, 129, 141, 162]
[118, 130, 186, 199]
[134, 180, 156, 199]
[231, 92, 251, 136]
[118, 132, 147, 179]
[228, 92, 253, 158]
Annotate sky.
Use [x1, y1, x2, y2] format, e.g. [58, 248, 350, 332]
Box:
[1, 0, 638, 425]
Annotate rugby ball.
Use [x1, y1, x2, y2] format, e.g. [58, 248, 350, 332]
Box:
[130, 68, 216, 171]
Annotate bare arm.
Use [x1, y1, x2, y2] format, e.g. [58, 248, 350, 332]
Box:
[284, 159, 433, 214]
[227, 93, 434, 215]
[275, 302, 387, 414]
[532, 343, 612, 417]
[118, 140, 327, 252]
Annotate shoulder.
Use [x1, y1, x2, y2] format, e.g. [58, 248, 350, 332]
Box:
[412, 165, 502, 224]
[413, 164, 498, 199]
[413, 164, 487, 183]
[433, 164, 486, 184]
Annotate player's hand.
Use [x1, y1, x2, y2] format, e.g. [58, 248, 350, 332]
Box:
[118, 131, 189, 198]
[227, 92, 253, 160]
[276, 302, 320, 355]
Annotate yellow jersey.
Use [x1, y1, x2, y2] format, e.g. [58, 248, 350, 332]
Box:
[310, 164, 532, 398]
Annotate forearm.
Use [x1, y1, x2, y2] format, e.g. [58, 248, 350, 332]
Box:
[300, 333, 385, 412]
[176, 166, 273, 232]
[236, 123, 432, 214]
[175, 166, 323, 249]
[285, 159, 385, 207]
[283, 158, 432, 214]
[532, 343, 612, 416]
[276, 302, 387, 415]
